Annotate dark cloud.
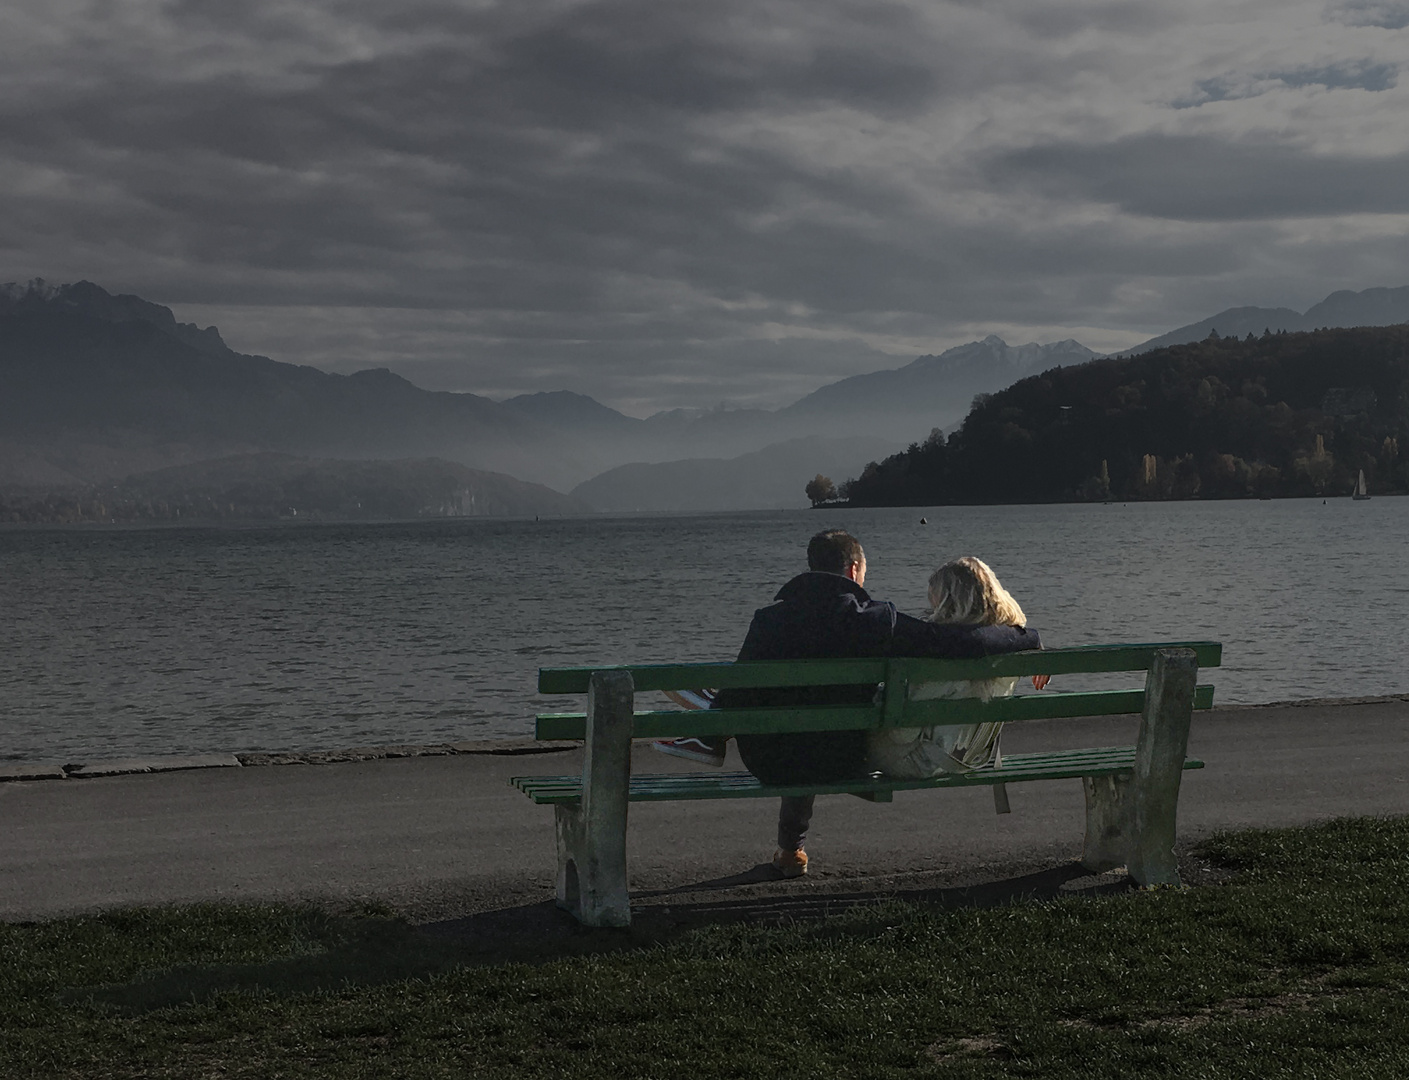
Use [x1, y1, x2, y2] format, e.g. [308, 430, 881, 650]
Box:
[1330, 0, 1409, 29]
[1277, 61, 1399, 91]
[1178, 59, 1399, 106]
[4, 0, 1409, 411]
[493, 0, 943, 118]
[3, 1, 954, 309]
[957, 0, 1179, 38]
[988, 135, 1409, 222]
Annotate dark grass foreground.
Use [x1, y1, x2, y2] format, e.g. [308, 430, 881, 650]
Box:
[5, 818, 1409, 1079]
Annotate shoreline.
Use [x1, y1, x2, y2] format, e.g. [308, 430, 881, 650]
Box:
[5, 691, 1407, 784]
[0, 737, 580, 783]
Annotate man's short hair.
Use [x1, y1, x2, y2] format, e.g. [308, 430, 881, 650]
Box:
[807, 529, 864, 574]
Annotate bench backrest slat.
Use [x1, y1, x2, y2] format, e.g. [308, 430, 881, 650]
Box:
[538, 704, 881, 740]
[536, 641, 1222, 695]
[535, 684, 1217, 740]
[538, 658, 887, 694]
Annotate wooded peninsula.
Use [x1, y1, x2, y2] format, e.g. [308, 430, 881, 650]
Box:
[838, 325, 1409, 506]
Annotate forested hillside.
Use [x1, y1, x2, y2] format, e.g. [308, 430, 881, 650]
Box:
[841, 326, 1409, 505]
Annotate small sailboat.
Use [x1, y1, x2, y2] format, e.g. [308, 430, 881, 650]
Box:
[1353, 469, 1371, 501]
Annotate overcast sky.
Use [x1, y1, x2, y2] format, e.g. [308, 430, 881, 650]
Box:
[4, 0, 1408, 415]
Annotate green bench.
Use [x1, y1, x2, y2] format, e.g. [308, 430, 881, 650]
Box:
[513, 642, 1222, 926]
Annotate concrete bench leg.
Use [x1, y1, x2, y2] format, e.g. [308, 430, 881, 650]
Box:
[1081, 773, 1132, 873]
[1081, 648, 1198, 883]
[1127, 648, 1197, 886]
[555, 670, 634, 927]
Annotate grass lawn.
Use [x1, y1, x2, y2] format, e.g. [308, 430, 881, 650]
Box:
[4, 817, 1409, 1078]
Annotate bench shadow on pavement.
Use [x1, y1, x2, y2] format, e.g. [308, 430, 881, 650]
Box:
[78, 861, 1140, 1014]
[418, 859, 1136, 964]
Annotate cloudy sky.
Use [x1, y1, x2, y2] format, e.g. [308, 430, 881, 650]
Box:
[4, 0, 1408, 414]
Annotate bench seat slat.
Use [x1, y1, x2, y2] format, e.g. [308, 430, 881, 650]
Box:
[535, 685, 1216, 740]
[513, 747, 1156, 793]
[512, 755, 1150, 798]
[511, 746, 1205, 804]
[536, 642, 1222, 694]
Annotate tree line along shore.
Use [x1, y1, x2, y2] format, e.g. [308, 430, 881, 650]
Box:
[0, 454, 589, 525]
[828, 324, 1409, 506]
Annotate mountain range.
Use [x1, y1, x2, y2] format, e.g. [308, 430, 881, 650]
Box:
[0, 280, 1097, 507]
[3, 278, 1407, 514]
[1125, 286, 1409, 355]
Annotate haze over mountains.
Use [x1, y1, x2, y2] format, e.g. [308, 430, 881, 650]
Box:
[571, 436, 901, 513]
[112, 454, 592, 521]
[3, 278, 1408, 515]
[0, 280, 1097, 508]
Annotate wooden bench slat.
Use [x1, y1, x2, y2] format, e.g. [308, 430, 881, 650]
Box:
[511, 748, 1150, 797]
[535, 703, 880, 740]
[538, 658, 887, 695]
[536, 642, 1222, 694]
[514, 748, 1148, 796]
[535, 684, 1216, 740]
[511, 746, 1205, 804]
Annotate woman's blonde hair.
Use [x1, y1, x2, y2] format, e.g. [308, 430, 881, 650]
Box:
[927, 556, 1026, 627]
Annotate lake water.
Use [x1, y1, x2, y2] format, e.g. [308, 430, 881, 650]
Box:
[2, 499, 1405, 761]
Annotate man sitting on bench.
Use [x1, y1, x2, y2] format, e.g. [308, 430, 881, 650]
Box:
[658, 528, 1042, 877]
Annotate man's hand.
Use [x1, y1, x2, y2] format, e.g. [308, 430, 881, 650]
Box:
[1031, 674, 1051, 691]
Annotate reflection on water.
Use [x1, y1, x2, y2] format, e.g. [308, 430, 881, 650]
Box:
[2, 498, 1405, 760]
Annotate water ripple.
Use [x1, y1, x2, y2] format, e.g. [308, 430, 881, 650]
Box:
[2, 499, 1406, 760]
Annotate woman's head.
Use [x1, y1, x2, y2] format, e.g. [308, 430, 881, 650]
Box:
[927, 556, 1026, 627]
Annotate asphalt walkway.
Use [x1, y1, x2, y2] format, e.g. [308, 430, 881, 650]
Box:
[3, 698, 1407, 925]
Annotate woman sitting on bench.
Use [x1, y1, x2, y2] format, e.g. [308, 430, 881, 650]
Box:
[867, 556, 1048, 780]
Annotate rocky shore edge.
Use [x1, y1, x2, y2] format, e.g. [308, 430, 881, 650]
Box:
[0, 738, 579, 783]
[5, 691, 1407, 784]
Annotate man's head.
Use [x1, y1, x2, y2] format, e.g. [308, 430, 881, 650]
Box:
[807, 529, 866, 585]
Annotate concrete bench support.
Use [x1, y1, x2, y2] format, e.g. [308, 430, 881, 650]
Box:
[1081, 647, 1198, 885]
[554, 669, 634, 927]
[1080, 772, 1133, 873]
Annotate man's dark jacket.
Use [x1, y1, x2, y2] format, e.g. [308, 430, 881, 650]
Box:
[719, 571, 1042, 784]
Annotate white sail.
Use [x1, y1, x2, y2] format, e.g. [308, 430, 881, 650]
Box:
[1354, 469, 1370, 500]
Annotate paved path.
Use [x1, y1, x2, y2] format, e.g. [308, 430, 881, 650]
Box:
[3, 699, 1407, 924]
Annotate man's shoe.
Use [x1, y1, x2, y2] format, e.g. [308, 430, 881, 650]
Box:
[772, 848, 808, 878]
[650, 736, 727, 768]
